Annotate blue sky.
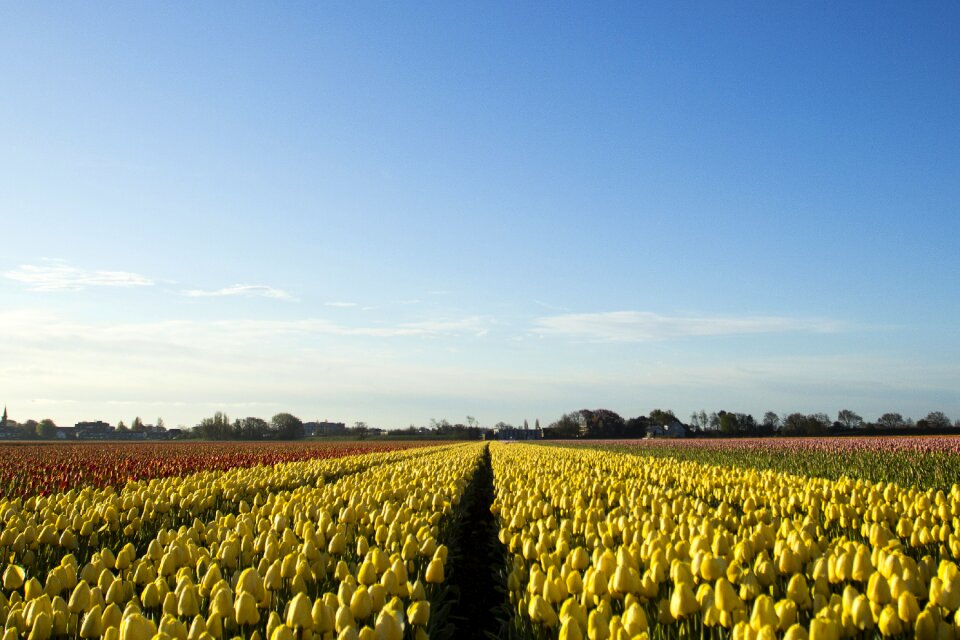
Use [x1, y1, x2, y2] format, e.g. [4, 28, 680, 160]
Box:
[1, 2, 958, 429]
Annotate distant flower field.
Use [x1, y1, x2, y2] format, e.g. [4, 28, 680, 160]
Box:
[566, 436, 960, 491]
[2, 436, 960, 640]
[0, 441, 431, 498]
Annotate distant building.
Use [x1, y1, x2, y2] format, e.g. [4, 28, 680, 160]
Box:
[0, 425, 20, 440]
[74, 421, 115, 439]
[646, 420, 687, 438]
[304, 421, 347, 436]
[492, 425, 542, 440]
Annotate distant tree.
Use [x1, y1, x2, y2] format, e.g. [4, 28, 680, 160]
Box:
[197, 412, 231, 439]
[837, 409, 863, 429]
[131, 417, 145, 432]
[877, 413, 906, 429]
[696, 410, 708, 430]
[734, 413, 756, 435]
[762, 411, 781, 432]
[156, 417, 165, 431]
[535, 419, 540, 431]
[708, 412, 720, 431]
[272, 413, 304, 440]
[523, 419, 529, 431]
[649, 409, 677, 427]
[233, 417, 269, 439]
[718, 411, 737, 435]
[1, 406, 7, 426]
[465, 416, 478, 429]
[624, 415, 650, 438]
[548, 413, 581, 439]
[352, 421, 369, 441]
[689, 410, 711, 431]
[781, 413, 829, 436]
[811, 413, 831, 433]
[116, 420, 128, 432]
[918, 411, 951, 430]
[37, 418, 57, 439]
[580, 409, 625, 438]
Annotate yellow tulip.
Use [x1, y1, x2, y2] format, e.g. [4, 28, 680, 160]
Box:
[287, 593, 313, 629]
[335, 604, 355, 634]
[849, 595, 873, 631]
[234, 592, 260, 627]
[80, 605, 103, 639]
[424, 558, 444, 584]
[25, 577, 44, 601]
[157, 614, 187, 640]
[559, 617, 583, 640]
[269, 625, 294, 640]
[877, 605, 903, 636]
[716, 578, 742, 612]
[898, 591, 920, 623]
[670, 583, 699, 619]
[749, 596, 779, 632]
[867, 572, 891, 605]
[783, 624, 808, 640]
[622, 602, 647, 636]
[28, 611, 52, 640]
[915, 609, 937, 640]
[349, 586, 373, 621]
[528, 595, 559, 627]
[407, 600, 430, 626]
[374, 610, 403, 640]
[588, 609, 611, 640]
[119, 613, 156, 640]
[809, 617, 839, 640]
[69, 581, 91, 614]
[775, 599, 798, 630]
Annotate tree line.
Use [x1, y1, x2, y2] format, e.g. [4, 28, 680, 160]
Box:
[189, 412, 306, 440]
[535, 408, 956, 439]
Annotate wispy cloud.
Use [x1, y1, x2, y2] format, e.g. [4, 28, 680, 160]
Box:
[534, 311, 846, 342]
[0, 310, 491, 346]
[183, 284, 295, 301]
[325, 301, 359, 308]
[5, 261, 153, 291]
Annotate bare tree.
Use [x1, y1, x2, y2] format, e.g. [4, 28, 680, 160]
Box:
[837, 409, 863, 429]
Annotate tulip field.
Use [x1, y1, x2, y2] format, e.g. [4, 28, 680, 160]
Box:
[0, 442, 427, 499]
[492, 438, 960, 640]
[3, 437, 960, 640]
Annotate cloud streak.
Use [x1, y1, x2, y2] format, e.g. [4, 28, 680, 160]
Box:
[0, 310, 492, 346]
[5, 261, 153, 291]
[183, 284, 295, 300]
[534, 311, 846, 342]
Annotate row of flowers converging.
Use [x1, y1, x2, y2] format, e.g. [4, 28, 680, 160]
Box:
[490, 442, 960, 640]
[0, 442, 488, 640]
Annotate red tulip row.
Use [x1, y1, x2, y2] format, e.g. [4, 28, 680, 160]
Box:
[0, 440, 431, 499]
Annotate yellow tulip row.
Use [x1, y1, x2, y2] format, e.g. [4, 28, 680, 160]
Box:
[1, 442, 486, 640]
[489, 442, 960, 640]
